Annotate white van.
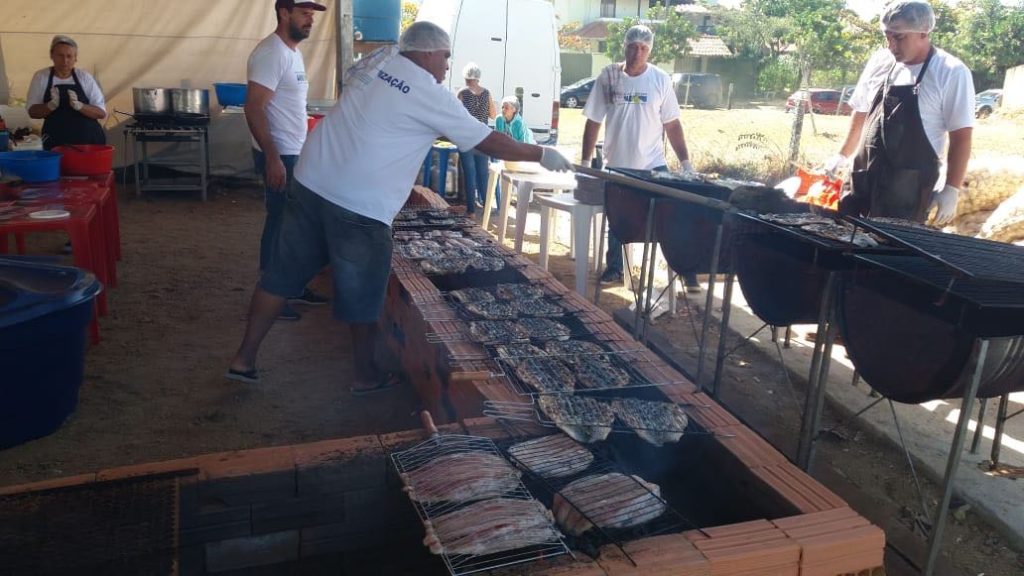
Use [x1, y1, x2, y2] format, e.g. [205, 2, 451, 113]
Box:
[416, 0, 561, 144]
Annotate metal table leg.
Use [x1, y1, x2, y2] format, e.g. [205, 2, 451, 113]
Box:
[695, 221, 725, 390]
[924, 339, 989, 576]
[632, 198, 657, 340]
[710, 272, 735, 397]
[200, 128, 209, 201]
[796, 270, 838, 470]
[970, 397, 989, 454]
[989, 392, 1010, 469]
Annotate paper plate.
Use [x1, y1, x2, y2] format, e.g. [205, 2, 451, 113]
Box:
[28, 209, 70, 220]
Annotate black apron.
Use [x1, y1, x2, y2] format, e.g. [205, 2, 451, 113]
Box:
[41, 68, 106, 151]
[839, 48, 939, 222]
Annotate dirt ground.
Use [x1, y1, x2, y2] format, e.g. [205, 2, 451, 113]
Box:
[2, 179, 1023, 574]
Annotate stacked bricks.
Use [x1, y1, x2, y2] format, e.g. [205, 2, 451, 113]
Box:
[383, 193, 886, 575]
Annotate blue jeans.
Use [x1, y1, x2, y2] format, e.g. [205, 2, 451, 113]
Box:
[253, 150, 298, 271]
[460, 149, 490, 213]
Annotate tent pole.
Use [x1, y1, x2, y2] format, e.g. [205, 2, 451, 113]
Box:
[336, 0, 354, 98]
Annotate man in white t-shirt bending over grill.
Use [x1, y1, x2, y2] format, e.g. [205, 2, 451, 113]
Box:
[227, 21, 574, 394]
[245, 0, 329, 321]
[580, 25, 698, 291]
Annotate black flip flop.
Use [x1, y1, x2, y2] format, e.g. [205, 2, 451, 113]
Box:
[225, 367, 260, 385]
[350, 372, 401, 397]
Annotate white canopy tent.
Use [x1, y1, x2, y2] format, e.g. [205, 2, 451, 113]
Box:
[0, 0, 344, 176]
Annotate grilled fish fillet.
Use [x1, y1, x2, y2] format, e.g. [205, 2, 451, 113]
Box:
[422, 498, 560, 556]
[493, 343, 547, 368]
[513, 357, 576, 394]
[544, 339, 607, 359]
[507, 434, 594, 478]
[468, 320, 531, 344]
[495, 283, 546, 301]
[610, 398, 689, 447]
[463, 300, 516, 320]
[401, 452, 520, 504]
[537, 395, 614, 443]
[508, 298, 565, 318]
[515, 318, 571, 341]
[573, 356, 631, 390]
[449, 287, 495, 304]
[552, 473, 665, 536]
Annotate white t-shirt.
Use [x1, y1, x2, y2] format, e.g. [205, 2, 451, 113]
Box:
[582, 64, 680, 170]
[26, 68, 106, 111]
[247, 33, 309, 156]
[849, 47, 975, 159]
[294, 52, 492, 225]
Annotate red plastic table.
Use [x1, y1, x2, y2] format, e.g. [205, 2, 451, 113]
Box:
[1, 179, 118, 288]
[0, 204, 105, 344]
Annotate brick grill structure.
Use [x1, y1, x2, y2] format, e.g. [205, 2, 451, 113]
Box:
[0, 189, 886, 574]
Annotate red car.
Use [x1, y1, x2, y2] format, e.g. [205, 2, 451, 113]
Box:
[785, 89, 853, 115]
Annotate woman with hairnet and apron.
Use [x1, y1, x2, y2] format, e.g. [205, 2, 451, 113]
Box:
[26, 35, 107, 150]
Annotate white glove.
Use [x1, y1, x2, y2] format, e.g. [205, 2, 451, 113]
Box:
[68, 91, 83, 112]
[930, 184, 959, 226]
[822, 153, 849, 180]
[680, 160, 695, 174]
[540, 147, 574, 172]
[47, 87, 60, 111]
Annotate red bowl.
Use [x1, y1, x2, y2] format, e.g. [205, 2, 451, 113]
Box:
[307, 114, 325, 133]
[52, 144, 114, 176]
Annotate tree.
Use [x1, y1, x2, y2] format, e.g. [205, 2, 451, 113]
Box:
[401, 1, 418, 33]
[605, 3, 697, 64]
[559, 22, 589, 51]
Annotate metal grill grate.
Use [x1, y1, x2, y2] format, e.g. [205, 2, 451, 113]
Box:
[498, 431, 708, 565]
[0, 473, 183, 575]
[390, 435, 571, 576]
[850, 217, 1024, 284]
[855, 253, 1024, 309]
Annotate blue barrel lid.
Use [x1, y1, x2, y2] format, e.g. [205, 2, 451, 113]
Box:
[0, 257, 101, 329]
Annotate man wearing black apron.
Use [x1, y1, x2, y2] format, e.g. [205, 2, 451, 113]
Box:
[27, 35, 107, 150]
[823, 1, 974, 226]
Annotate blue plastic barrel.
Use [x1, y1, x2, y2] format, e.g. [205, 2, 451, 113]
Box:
[0, 257, 101, 448]
[354, 0, 401, 42]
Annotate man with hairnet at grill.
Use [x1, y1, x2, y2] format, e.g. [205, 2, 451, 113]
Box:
[227, 21, 573, 394]
[580, 24, 699, 291]
[824, 0, 974, 226]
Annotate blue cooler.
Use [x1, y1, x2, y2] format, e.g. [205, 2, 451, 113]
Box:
[0, 257, 101, 449]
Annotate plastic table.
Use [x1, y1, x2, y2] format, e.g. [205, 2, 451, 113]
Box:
[494, 169, 578, 252]
[0, 204, 105, 343]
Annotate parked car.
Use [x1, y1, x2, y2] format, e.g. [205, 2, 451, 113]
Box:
[975, 89, 1003, 118]
[785, 89, 853, 115]
[672, 72, 722, 109]
[560, 77, 595, 109]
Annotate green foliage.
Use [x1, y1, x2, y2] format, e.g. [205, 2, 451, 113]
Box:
[604, 3, 697, 64]
[936, 0, 1024, 89]
[559, 22, 588, 51]
[757, 56, 799, 94]
[401, 1, 418, 32]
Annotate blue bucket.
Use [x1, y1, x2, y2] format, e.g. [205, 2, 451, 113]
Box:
[213, 83, 248, 107]
[0, 150, 62, 183]
[354, 0, 400, 42]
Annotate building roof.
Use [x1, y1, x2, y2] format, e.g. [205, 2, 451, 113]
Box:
[674, 4, 710, 14]
[573, 19, 613, 39]
[687, 35, 733, 57]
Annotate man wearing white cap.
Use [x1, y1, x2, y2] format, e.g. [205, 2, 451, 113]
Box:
[580, 24, 697, 289]
[825, 0, 974, 225]
[245, 0, 330, 321]
[227, 21, 573, 394]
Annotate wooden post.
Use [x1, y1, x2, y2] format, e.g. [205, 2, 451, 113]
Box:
[336, 0, 354, 98]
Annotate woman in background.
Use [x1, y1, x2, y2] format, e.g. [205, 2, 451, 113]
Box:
[456, 62, 496, 215]
[26, 35, 106, 150]
[495, 96, 534, 144]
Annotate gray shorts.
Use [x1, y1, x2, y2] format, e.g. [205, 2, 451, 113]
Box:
[260, 180, 393, 323]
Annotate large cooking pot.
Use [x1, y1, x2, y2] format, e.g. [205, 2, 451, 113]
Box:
[132, 87, 171, 119]
[170, 88, 210, 116]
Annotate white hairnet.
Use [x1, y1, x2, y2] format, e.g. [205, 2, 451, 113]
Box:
[500, 95, 520, 112]
[463, 62, 482, 80]
[624, 24, 654, 49]
[399, 21, 451, 52]
[881, 1, 936, 33]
